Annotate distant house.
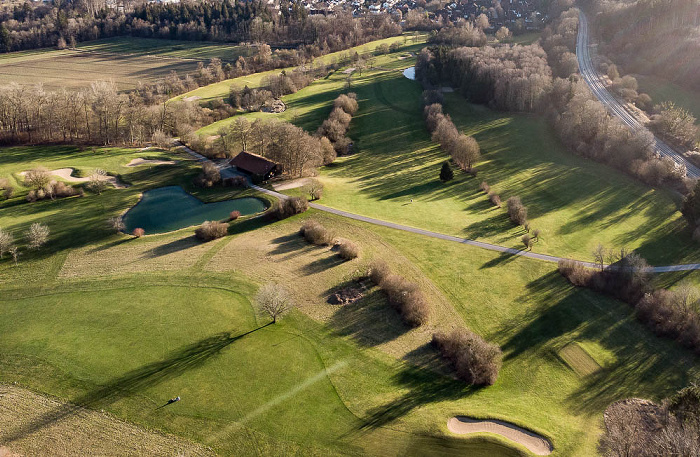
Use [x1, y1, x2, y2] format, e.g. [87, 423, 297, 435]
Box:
[230, 152, 281, 183]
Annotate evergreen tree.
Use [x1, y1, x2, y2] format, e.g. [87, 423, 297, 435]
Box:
[440, 161, 454, 182]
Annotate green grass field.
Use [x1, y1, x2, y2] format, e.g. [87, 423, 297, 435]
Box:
[1, 33, 700, 457]
[263, 65, 697, 265]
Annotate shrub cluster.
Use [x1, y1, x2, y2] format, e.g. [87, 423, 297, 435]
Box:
[229, 210, 241, 221]
[558, 250, 652, 304]
[366, 259, 430, 326]
[423, 101, 480, 171]
[480, 181, 501, 207]
[317, 93, 358, 158]
[271, 197, 308, 220]
[193, 163, 221, 188]
[132, 228, 145, 238]
[337, 239, 360, 260]
[299, 220, 334, 246]
[368, 259, 391, 285]
[557, 251, 700, 352]
[195, 220, 228, 241]
[0, 178, 13, 200]
[26, 181, 79, 202]
[636, 288, 700, 353]
[432, 328, 502, 385]
[506, 196, 528, 226]
[222, 176, 247, 187]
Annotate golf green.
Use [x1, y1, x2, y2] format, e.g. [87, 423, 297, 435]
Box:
[123, 186, 267, 234]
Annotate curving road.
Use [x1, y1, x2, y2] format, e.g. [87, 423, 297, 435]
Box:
[576, 12, 700, 179]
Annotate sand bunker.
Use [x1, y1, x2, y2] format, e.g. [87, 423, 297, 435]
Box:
[19, 168, 126, 189]
[272, 178, 310, 191]
[183, 95, 201, 102]
[447, 416, 553, 455]
[125, 158, 177, 167]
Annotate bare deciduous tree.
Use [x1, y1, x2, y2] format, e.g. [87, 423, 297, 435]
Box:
[257, 283, 294, 323]
[26, 222, 49, 250]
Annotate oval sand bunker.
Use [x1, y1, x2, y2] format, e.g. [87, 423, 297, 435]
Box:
[447, 416, 553, 455]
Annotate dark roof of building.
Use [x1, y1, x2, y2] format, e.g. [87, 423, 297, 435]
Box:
[230, 151, 278, 176]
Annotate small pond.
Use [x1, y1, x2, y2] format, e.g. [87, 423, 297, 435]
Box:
[403, 66, 416, 80]
[123, 186, 267, 234]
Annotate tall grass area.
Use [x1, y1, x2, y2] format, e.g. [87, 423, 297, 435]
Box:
[75, 36, 254, 61]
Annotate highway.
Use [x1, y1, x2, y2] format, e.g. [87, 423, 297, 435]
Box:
[576, 12, 700, 179]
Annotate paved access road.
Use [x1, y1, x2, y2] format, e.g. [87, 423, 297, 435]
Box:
[576, 12, 700, 179]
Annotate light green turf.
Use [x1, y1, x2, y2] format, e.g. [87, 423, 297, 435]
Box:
[1, 206, 698, 456]
[174, 33, 427, 104]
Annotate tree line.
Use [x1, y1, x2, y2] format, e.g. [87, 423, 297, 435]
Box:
[1, 0, 400, 55]
[415, 8, 689, 191]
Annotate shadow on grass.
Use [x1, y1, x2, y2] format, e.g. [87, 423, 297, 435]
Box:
[479, 250, 520, 269]
[497, 271, 697, 415]
[359, 366, 475, 429]
[3, 324, 271, 444]
[328, 289, 410, 347]
[144, 236, 199, 258]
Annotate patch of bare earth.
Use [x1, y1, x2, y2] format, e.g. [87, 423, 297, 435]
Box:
[205, 214, 464, 365]
[447, 416, 553, 455]
[59, 235, 218, 278]
[271, 178, 309, 191]
[0, 384, 213, 457]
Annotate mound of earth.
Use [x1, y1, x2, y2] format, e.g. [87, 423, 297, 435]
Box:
[447, 416, 553, 455]
[0, 384, 213, 457]
[328, 286, 364, 305]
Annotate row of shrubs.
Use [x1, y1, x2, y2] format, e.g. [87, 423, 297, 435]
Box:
[558, 251, 700, 354]
[423, 91, 481, 173]
[368, 259, 430, 327]
[299, 220, 360, 260]
[316, 93, 359, 160]
[26, 181, 82, 202]
[0, 178, 14, 200]
[479, 181, 501, 208]
[369, 258, 502, 384]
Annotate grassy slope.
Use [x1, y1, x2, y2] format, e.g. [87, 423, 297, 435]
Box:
[636, 74, 700, 122]
[174, 33, 427, 103]
[1, 206, 698, 456]
[284, 65, 699, 265]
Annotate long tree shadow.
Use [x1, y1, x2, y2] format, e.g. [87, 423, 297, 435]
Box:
[359, 366, 476, 430]
[328, 289, 411, 347]
[3, 324, 270, 444]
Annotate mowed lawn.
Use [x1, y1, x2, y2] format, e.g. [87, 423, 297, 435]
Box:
[0, 36, 253, 91]
[290, 67, 700, 265]
[1, 207, 698, 456]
